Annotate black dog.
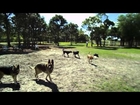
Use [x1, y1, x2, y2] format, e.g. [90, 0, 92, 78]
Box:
[62, 48, 72, 57]
[0, 65, 20, 84]
[73, 51, 80, 58]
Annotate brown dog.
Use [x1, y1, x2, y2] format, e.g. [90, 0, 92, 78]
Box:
[0, 65, 20, 84]
[87, 53, 99, 64]
[29, 59, 54, 82]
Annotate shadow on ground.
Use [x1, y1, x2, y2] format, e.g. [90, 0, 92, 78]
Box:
[56, 46, 76, 49]
[90, 63, 98, 67]
[94, 46, 119, 50]
[0, 83, 21, 91]
[0, 50, 34, 55]
[122, 46, 140, 49]
[33, 79, 59, 92]
[0, 47, 51, 55]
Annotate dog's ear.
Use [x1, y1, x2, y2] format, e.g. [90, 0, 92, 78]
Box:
[17, 65, 19, 69]
[48, 59, 51, 64]
[51, 59, 54, 64]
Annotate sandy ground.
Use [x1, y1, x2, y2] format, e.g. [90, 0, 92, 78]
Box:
[0, 47, 140, 92]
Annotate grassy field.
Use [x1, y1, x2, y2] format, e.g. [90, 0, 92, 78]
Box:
[59, 42, 140, 92]
[59, 42, 140, 60]
[0, 41, 140, 91]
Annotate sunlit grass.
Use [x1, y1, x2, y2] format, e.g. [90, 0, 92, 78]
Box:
[59, 42, 140, 60]
[97, 78, 140, 92]
[1, 41, 140, 91]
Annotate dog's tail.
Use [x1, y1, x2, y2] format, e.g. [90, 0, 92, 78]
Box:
[29, 66, 34, 70]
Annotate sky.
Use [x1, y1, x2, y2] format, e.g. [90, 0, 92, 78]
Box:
[39, 13, 126, 34]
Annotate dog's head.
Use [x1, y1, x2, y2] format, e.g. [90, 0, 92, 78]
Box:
[47, 59, 54, 70]
[12, 65, 20, 75]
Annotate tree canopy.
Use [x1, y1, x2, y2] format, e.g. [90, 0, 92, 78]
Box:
[0, 13, 140, 48]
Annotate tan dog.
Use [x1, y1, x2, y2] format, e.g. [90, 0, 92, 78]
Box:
[0, 65, 20, 84]
[87, 53, 99, 64]
[29, 59, 54, 82]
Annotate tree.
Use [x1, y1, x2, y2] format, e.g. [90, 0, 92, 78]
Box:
[12, 13, 48, 48]
[49, 15, 67, 46]
[78, 28, 89, 43]
[117, 13, 140, 47]
[82, 16, 102, 47]
[1, 13, 13, 47]
[0, 14, 4, 39]
[97, 13, 115, 46]
[102, 18, 115, 46]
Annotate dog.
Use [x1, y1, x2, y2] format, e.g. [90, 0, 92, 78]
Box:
[87, 53, 99, 64]
[73, 51, 80, 58]
[29, 59, 54, 83]
[0, 65, 20, 84]
[62, 48, 72, 57]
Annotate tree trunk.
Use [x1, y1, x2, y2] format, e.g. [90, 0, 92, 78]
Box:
[17, 31, 21, 48]
[103, 39, 106, 47]
[70, 34, 72, 46]
[6, 29, 11, 47]
[91, 40, 93, 47]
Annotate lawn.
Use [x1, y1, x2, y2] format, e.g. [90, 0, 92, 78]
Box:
[0, 41, 140, 91]
[59, 42, 140, 92]
[59, 42, 140, 60]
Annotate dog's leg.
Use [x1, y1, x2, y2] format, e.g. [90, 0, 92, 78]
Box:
[45, 74, 49, 82]
[46, 73, 52, 83]
[73, 53, 76, 58]
[48, 74, 52, 83]
[63, 52, 66, 57]
[89, 59, 91, 64]
[35, 73, 39, 81]
[35, 71, 39, 81]
[67, 53, 69, 57]
[90, 59, 92, 64]
[0, 73, 4, 84]
[78, 54, 80, 58]
[35, 68, 41, 81]
[12, 75, 18, 84]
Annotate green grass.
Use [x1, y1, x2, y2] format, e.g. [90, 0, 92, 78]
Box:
[97, 78, 140, 92]
[59, 42, 140, 60]
[0, 42, 21, 46]
[60, 42, 140, 92]
[1, 41, 140, 91]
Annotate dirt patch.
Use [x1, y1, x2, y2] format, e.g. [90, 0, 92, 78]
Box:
[0, 47, 140, 92]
